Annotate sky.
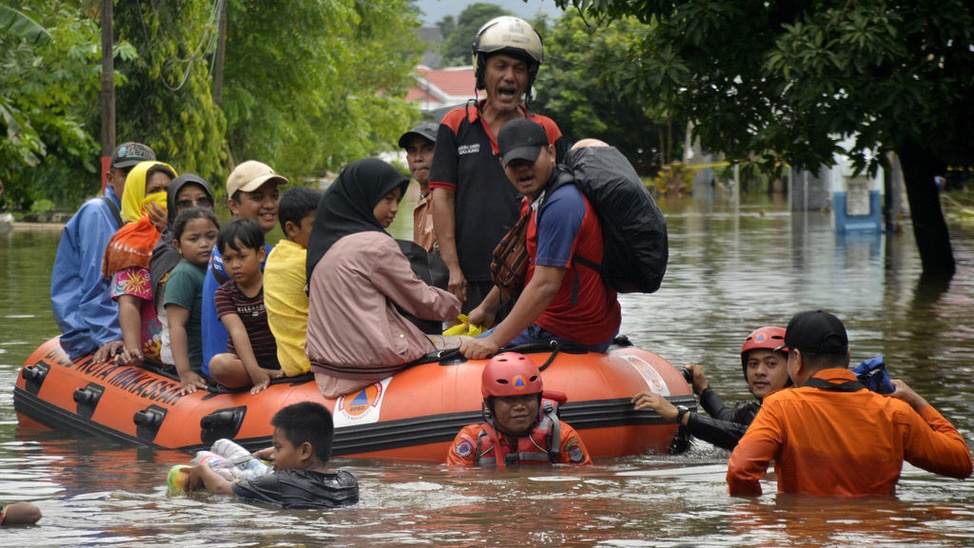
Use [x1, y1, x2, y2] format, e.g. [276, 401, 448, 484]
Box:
[413, 0, 566, 26]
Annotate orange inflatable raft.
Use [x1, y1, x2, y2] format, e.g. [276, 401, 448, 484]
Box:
[14, 336, 694, 461]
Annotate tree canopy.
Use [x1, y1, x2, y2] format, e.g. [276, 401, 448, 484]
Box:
[437, 3, 512, 66]
[222, 0, 422, 179]
[1, 2, 119, 207]
[532, 11, 679, 174]
[114, 0, 226, 184]
[555, 0, 974, 276]
[1, 0, 425, 208]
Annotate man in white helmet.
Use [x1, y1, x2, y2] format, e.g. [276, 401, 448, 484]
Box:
[429, 16, 567, 318]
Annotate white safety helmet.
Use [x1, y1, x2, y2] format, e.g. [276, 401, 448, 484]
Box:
[471, 16, 544, 94]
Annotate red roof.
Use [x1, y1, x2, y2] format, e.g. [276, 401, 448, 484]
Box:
[407, 65, 477, 109]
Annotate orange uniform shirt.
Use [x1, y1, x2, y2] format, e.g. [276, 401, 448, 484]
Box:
[446, 421, 592, 467]
[727, 368, 973, 496]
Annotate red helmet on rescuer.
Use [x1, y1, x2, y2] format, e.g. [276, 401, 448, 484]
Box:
[740, 326, 787, 377]
[481, 352, 544, 400]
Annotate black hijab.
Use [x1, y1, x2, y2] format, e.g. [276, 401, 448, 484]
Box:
[306, 158, 409, 280]
[150, 174, 215, 299]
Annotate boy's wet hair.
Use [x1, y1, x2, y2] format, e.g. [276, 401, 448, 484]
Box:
[217, 217, 264, 254]
[278, 186, 321, 232]
[172, 206, 219, 241]
[271, 402, 335, 463]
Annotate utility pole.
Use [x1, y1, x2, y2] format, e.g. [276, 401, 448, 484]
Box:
[213, 0, 227, 105]
[100, 0, 115, 192]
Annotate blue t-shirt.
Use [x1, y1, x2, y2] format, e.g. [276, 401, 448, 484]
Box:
[526, 183, 621, 346]
[534, 185, 586, 269]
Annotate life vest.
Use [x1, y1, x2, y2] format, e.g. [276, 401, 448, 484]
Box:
[475, 398, 562, 469]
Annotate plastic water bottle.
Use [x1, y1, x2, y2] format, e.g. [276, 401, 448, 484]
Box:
[190, 450, 228, 468]
[233, 456, 271, 480]
[188, 451, 235, 481]
[211, 438, 251, 461]
[168, 439, 272, 495]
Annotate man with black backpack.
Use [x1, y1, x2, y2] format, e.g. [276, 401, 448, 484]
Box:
[460, 119, 622, 360]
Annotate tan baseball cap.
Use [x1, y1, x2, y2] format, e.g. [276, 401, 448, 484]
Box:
[226, 160, 289, 196]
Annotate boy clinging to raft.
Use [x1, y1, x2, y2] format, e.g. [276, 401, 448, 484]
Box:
[183, 401, 358, 509]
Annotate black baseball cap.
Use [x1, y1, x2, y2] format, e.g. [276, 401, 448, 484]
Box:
[398, 122, 438, 148]
[111, 142, 156, 169]
[777, 310, 849, 354]
[498, 118, 548, 168]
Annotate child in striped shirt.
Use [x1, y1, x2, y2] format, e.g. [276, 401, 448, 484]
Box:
[208, 218, 282, 394]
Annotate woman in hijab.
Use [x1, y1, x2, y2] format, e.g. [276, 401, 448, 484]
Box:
[306, 158, 461, 398]
[101, 160, 177, 366]
[149, 174, 215, 365]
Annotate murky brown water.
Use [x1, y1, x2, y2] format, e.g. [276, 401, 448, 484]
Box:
[2, 191, 973, 546]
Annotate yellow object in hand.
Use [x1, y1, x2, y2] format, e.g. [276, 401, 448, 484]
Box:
[443, 314, 485, 337]
[142, 191, 168, 214]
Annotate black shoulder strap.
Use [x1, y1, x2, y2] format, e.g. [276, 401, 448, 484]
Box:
[537, 168, 604, 302]
[803, 377, 866, 393]
[98, 195, 123, 229]
[536, 168, 575, 224]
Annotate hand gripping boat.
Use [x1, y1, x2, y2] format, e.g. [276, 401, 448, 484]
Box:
[14, 336, 695, 461]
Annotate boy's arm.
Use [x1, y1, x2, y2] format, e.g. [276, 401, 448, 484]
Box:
[184, 463, 234, 495]
[221, 312, 273, 392]
[165, 304, 207, 394]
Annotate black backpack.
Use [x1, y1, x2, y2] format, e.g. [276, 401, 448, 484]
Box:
[541, 146, 668, 294]
[395, 239, 450, 334]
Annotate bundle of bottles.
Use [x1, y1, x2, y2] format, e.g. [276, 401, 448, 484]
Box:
[167, 438, 271, 494]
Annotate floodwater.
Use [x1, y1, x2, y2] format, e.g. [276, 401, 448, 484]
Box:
[2, 191, 973, 546]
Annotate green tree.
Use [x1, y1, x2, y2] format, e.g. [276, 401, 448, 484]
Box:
[557, 0, 973, 278]
[0, 4, 50, 45]
[114, 0, 226, 184]
[437, 15, 456, 49]
[2, 1, 424, 209]
[533, 12, 678, 174]
[221, 0, 423, 181]
[0, 2, 130, 208]
[438, 3, 512, 67]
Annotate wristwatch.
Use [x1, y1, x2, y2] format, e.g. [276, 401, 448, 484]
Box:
[675, 405, 690, 424]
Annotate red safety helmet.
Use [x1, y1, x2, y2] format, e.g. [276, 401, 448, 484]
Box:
[481, 352, 544, 399]
[740, 326, 787, 377]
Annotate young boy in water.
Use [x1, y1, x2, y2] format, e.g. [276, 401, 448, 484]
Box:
[184, 401, 359, 509]
[207, 218, 283, 394]
[264, 186, 320, 377]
